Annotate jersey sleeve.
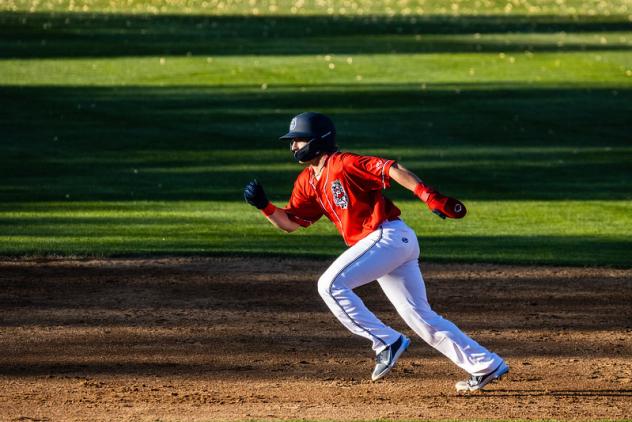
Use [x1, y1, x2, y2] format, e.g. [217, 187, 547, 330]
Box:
[283, 176, 324, 228]
[343, 154, 396, 191]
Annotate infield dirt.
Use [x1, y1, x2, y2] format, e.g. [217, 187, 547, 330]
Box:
[1, 257, 631, 421]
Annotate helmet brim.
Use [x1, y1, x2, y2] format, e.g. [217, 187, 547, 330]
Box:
[279, 131, 313, 140]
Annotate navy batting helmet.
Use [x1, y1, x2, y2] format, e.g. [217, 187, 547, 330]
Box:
[279, 112, 337, 162]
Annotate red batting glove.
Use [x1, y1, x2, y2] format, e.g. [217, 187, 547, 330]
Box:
[414, 183, 467, 219]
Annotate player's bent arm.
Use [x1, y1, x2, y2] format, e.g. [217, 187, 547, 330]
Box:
[264, 207, 301, 233]
[243, 180, 301, 232]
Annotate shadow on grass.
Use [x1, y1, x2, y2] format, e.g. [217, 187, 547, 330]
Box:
[0, 225, 629, 266]
[2, 11, 632, 58]
[1, 84, 630, 201]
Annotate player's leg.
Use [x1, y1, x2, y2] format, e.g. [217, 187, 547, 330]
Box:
[317, 226, 405, 353]
[378, 259, 504, 376]
[318, 222, 418, 380]
[376, 223, 506, 380]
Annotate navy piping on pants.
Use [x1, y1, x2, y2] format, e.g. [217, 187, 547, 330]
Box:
[327, 227, 388, 349]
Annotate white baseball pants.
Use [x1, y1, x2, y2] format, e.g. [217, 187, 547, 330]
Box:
[317, 219, 503, 376]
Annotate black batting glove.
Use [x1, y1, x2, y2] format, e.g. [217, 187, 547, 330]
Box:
[244, 179, 270, 210]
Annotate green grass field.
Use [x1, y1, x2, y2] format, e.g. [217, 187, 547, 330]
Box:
[1, 0, 631, 266]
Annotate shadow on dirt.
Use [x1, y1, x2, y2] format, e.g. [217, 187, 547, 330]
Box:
[1, 258, 631, 378]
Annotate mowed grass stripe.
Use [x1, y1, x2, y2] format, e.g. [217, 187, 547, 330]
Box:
[1, 200, 628, 236]
[2, 51, 632, 86]
[2, 84, 630, 203]
[3, 0, 632, 16]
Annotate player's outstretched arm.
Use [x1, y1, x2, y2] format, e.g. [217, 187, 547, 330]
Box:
[244, 180, 300, 233]
[389, 163, 467, 219]
[388, 163, 423, 192]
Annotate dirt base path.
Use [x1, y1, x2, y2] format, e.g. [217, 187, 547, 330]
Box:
[1, 257, 631, 421]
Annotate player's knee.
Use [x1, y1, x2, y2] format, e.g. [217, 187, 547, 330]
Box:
[317, 273, 334, 299]
[318, 272, 348, 300]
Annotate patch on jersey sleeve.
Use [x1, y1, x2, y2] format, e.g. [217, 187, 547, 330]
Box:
[331, 179, 349, 209]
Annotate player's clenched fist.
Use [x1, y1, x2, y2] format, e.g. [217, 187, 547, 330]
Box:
[414, 183, 467, 219]
[244, 179, 270, 210]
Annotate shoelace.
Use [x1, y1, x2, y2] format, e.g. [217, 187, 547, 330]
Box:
[468, 375, 483, 386]
[375, 348, 391, 364]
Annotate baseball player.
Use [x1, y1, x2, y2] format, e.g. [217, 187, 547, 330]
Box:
[244, 112, 508, 391]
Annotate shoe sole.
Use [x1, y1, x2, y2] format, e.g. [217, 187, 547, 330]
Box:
[455, 363, 509, 392]
[371, 336, 411, 381]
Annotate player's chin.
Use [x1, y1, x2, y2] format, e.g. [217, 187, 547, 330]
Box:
[293, 155, 308, 165]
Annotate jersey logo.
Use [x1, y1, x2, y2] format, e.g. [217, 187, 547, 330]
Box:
[331, 180, 349, 209]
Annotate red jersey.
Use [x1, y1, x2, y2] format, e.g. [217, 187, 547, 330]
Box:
[284, 152, 401, 246]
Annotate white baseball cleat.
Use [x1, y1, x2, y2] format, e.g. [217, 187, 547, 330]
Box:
[371, 335, 411, 381]
[455, 362, 509, 392]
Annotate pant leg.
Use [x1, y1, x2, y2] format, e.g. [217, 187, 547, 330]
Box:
[317, 222, 416, 353]
[377, 225, 504, 376]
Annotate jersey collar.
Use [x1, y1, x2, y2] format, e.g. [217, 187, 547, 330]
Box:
[311, 153, 333, 182]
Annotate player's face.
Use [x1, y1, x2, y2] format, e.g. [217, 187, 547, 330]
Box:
[290, 138, 321, 165]
[290, 138, 309, 153]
